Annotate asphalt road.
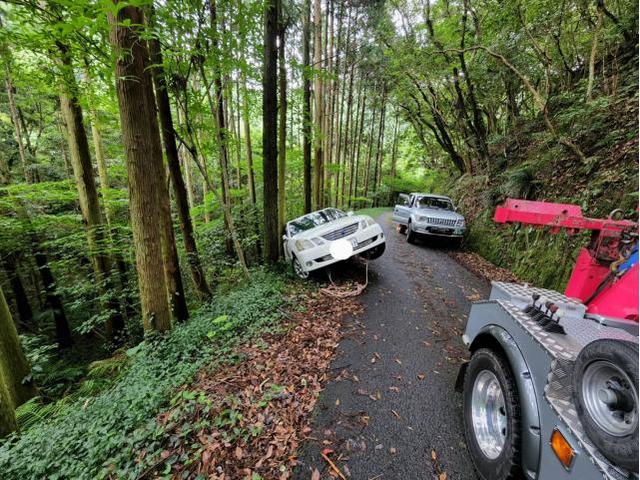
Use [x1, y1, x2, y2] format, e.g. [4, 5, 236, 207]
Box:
[294, 212, 489, 480]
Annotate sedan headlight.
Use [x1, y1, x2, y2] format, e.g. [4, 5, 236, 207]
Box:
[360, 216, 377, 229]
[418, 216, 428, 222]
[456, 219, 466, 227]
[295, 239, 315, 251]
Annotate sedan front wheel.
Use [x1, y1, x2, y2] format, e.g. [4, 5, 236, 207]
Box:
[292, 257, 310, 280]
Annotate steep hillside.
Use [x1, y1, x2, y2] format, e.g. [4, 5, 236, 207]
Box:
[442, 52, 638, 291]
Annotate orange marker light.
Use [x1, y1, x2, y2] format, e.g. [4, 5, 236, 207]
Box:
[550, 428, 575, 470]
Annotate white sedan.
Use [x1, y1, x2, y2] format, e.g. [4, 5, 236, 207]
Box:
[283, 208, 386, 279]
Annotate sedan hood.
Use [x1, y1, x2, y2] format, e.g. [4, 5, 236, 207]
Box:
[292, 215, 366, 240]
[415, 208, 465, 221]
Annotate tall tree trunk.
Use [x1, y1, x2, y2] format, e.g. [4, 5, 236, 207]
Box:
[56, 111, 72, 178]
[324, 0, 336, 205]
[340, 62, 355, 206]
[373, 92, 387, 204]
[108, 3, 172, 331]
[0, 373, 16, 438]
[89, 115, 108, 194]
[2, 253, 33, 329]
[348, 78, 365, 207]
[240, 53, 256, 205]
[31, 236, 72, 347]
[149, 19, 210, 303]
[176, 106, 196, 208]
[206, 0, 250, 272]
[235, 0, 256, 205]
[263, 0, 280, 263]
[363, 103, 377, 199]
[0, 286, 36, 408]
[587, 6, 604, 102]
[277, 19, 287, 247]
[302, 0, 312, 214]
[4, 63, 32, 183]
[389, 111, 400, 204]
[84, 82, 137, 322]
[57, 42, 125, 342]
[312, 0, 324, 209]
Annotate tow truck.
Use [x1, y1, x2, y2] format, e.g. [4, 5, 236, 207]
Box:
[457, 198, 638, 480]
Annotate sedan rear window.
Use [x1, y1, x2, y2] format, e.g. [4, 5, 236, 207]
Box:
[289, 208, 346, 236]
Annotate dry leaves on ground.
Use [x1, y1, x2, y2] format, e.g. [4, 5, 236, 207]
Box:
[143, 291, 363, 480]
[449, 251, 520, 284]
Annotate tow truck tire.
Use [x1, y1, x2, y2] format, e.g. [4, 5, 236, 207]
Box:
[573, 339, 638, 471]
[406, 223, 417, 244]
[463, 348, 521, 480]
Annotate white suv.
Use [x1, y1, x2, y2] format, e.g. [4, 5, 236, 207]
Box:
[283, 208, 386, 279]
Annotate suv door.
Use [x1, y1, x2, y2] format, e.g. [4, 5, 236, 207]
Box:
[392, 194, 412, 225]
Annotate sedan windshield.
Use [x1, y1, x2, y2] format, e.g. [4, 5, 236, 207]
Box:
[288, 208, 346, 236]
[417, 196, 453, 210]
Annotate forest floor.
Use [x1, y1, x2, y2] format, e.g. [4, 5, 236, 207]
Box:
[293, 212, 488, 480]
[143, 212, 513, 479]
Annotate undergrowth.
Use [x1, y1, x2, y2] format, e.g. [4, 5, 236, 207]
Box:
[0, 269, 287, 480]
[437, 58, 638, 290]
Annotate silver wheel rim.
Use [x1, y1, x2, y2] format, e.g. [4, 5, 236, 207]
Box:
[471, 370, 508, 459]
[293, 258, 309, 279]
[582, 360, 638, 437]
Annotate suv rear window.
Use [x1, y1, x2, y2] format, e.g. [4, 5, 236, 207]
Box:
[417, 197, 453, 210]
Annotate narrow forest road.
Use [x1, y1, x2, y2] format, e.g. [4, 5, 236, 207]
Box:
[294, 212, 489, 480]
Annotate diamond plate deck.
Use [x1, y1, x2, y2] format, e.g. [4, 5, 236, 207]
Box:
[485, 282, 638, 479]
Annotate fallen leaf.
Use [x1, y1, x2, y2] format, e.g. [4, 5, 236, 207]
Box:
[235, 446, 243, 460]
[394, 358, 402, 365]
[390, 447, 397, 455]
[311, 468, 321, 480]
[417, 374, 425, 380]
[391, 410, 400, 419]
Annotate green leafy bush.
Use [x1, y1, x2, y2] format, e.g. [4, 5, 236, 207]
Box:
[0, 270, 286, 480]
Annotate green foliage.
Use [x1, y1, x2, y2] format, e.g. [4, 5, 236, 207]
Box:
[355, 207, 392, 219]
[0, 270, 287, 480]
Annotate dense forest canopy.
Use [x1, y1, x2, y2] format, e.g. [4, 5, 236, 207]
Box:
[0, 0, 637, 477]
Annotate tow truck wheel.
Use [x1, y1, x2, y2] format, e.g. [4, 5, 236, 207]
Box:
[573, 339, 638, 471]
[463, 348, 521, 480]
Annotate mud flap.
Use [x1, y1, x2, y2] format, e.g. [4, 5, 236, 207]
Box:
[455, 361, 468, 392]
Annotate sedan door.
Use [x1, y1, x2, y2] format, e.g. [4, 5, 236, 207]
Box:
[392, 193, 412, 225]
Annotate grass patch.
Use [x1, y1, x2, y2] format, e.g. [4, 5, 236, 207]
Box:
[0, 269, 287, 480]
[355, 207, 392, 219]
